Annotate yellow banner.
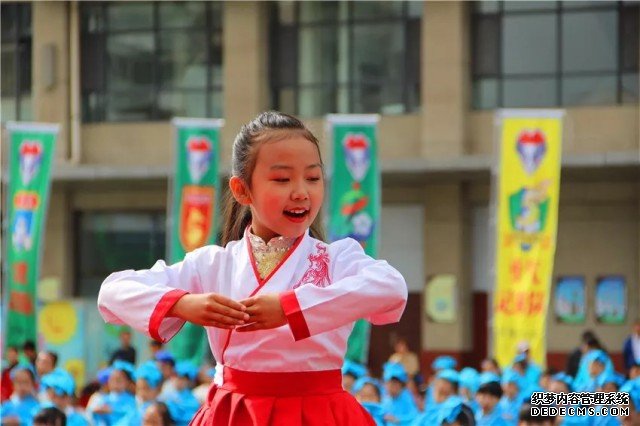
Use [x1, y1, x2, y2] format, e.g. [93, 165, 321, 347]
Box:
[493, 111, 563, 368]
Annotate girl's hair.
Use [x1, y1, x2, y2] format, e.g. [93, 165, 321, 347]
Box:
[33, 406, 66, 426]
[221, 111, 325, 245]
[150, 401, 175, 426]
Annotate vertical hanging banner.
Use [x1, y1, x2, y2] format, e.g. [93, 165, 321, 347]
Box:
[326, 114, 380, 364]
[492, 110, 564, 368]
[168, 118, 223, 363]
[3, 122, 58, 348]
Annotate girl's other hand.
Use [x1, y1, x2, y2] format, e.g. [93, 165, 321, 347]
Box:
[168, 293, 249, 329]
[236, 294, 287, 332]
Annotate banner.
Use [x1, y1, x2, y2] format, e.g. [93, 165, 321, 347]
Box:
[3, 122, 58, 348]
[326, 114, 380, 364]
[167, 118, 223, 364]
[492, 110, 564, 368]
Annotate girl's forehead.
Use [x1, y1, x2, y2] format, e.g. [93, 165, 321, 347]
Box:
[255, 137, 321, 165]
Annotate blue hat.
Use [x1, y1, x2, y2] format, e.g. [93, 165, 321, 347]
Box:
[459, 367, 480, 394]
[436, 369, 460, 385]
[436, 396, 467, 424]
[432, 356, 457, 371]
[353, 376, 383, 397]
[342, 360, 367, 379]
[586, 349, 608, 366]
[136, 361, 163, 388]
[41, 370, 75, 396]
[175, 360, 198, 381]
[154, 350, 175, 364]
[597, 372, 625, 389]
[479, 372, 501, 386]
[111, 359, 136, 381]
[552, 372, 574, 391]
[383, 362, 408, 384]
[10, 362, 36, 381]
[513, 353, 527, 364]
[502, 369, 524, 388]
[97, 367, 112, 385]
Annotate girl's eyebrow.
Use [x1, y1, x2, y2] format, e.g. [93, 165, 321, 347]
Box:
[270, 163, 323, 170]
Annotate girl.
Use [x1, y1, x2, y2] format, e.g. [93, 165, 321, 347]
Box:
[40, 370, 89, 426]
[115, 361, 163, 426]
[98, 111, 408, 425]
[0, 363, 40, 425]
[89, 360, 137, 425]
[162, 361, 200, 426]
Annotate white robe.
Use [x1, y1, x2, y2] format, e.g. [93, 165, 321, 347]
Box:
[97, 230, 407, 384]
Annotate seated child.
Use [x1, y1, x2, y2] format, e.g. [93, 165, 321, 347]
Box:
[381, 362, 420, 425]
[0, 363, 40, 425]
[474, 380, 504, 425]
[162, 361, 201, 426]
[353, 376, 386, 426]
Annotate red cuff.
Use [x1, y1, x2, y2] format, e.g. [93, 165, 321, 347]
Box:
[149, 289, 189, 342]
[279, 290, 311, 341]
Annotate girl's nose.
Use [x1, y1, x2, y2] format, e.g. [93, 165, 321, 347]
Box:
[291, 183, 309, 200]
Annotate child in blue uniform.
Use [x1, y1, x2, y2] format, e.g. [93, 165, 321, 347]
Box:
[458, 367, 480, 414]
[499, 370, 524, 425]
[115, 361, 163, 426]
[474, 380, 505, 425]
[162, 360, 201, 426]
[342, 360, 367, 394]
[437, 396, 477, 426]
[381, 362, 419, 425]
[592, 372, 626, 426]
[40, 370, 89, 426]
[353, 377, 387, 426]
[0, 363, 40, 425]
[577, 350, 608, 392]
[413, 369, 460, 425]
[91, 360, 137, 425]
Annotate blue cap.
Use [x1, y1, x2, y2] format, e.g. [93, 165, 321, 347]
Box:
[175, 360, 198, 381]
[436, 396, 466, 424]
[353, 376, 383, 397]
[436, 369, 460, 385]
[136, 361, 163, 388]
[459, 367, 480, 394]
[154, 350, 175, 364]
[383, 362, 408, 384]
[513, 353, 527, 364]
[41, 370, 75, 396]
[111, 359, 136, 381]
[597, 372, 625, 389]
[586, 349, 608, 366]
[10, 362, 36, 381]
[432, 356, 457, 371]
[479, 372, 501, 386]
[552, 372, 574, 391]
[502, 369, 524, 388]
[342, 360, 367, 379]
[97, 367, 112, 385]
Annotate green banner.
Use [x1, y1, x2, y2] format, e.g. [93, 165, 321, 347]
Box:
[167, 118, 223, 364]
[3, 122, 58, 348]
[327, 114, 380, 364]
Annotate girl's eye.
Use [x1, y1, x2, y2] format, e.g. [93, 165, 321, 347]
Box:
[272, 178, 289, 182]
[307, 177, 321, 182]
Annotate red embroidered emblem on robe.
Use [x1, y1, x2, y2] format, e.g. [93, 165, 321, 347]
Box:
[294, 243, 330, 289]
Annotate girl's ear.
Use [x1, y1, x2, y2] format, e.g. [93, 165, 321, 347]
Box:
[229, 176, 251, 206]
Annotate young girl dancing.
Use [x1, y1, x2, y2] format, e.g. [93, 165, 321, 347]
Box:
[98, 111, 407, 425]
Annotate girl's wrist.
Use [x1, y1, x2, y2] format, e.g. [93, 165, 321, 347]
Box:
[167, 293, 190, 318]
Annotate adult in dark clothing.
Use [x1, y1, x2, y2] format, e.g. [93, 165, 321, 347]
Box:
[566, 330, 597, 377]
[623, 320, 640, 371]
[109, 329, 136, 365]
[23, 340, 38, 367]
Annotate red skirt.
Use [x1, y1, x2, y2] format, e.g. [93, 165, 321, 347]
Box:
[189, 367, 375, 426]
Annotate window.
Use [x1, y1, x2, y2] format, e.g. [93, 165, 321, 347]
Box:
[80, 1, 223, 122]
[472, 1, 639, 108]
[75, 212, 166, 297]
[1, 3, 32, 122]
[271, 1, 422, 117]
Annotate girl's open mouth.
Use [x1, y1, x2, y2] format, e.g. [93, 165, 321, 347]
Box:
[283, 208, 309, 222]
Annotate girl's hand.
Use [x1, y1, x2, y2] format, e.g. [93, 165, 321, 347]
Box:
[235, 294, 287, 332]
[168, 293, 249, 329]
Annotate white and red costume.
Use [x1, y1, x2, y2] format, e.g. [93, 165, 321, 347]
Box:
[98, 228, 407, 425]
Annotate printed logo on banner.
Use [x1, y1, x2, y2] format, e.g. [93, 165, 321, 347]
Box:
[187, 136, 213, 184]
[179, 186, 214, 252]
[508, 182, 551, 251]
[19, 141, 43, 185]
[516, 130, 547, 175]
[11, 191, 40, 252]
[343, 133, 371, 182]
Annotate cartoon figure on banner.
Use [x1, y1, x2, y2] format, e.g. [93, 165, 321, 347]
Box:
[336, 133, 374, 246]
[11, 191, 39, 252]
[19, 141, 43, 185]
[180, 186, 214, 252]
[187, 136, 213, 184]
[509, 130, 550, 251]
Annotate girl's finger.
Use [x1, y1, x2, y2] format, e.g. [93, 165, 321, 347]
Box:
[238, 297, 257, 307]
[212, 304, 250, 321]
[209, 312, 245, 326]
[212, 293, 247, 312]
[236, 323, 262, 332]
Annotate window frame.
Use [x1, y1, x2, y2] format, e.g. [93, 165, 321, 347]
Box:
[269, 1, 421, 117]
[1, 3, 32, 122]
[80, 1, 223, 123]
[470, 1, 639, 109]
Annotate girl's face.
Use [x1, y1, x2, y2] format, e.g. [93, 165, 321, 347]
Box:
[175, 376, 191, 391]
[356, 383, 380, 404]
[589, 361, 604, 377]
[235, 137, 324, 242]
[476, 393, 499, 412]
[142, 404, 163, 426]
[12, 369, 35, 397]
[136, 378, 159, 402]
[109, 370, 129, 393]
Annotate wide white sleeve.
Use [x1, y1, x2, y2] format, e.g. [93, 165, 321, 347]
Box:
[279, 238, 407, 341]
[97, 245, 220, 343]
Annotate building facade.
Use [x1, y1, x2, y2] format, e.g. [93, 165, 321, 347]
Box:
[2, 1, 639, 374]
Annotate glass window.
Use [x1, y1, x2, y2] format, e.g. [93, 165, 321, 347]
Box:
[76, 212, 166, 298]
[1, 3, 32, 122]
[81, 1, 223, 122]
[472, 1, 638, 108]
[272, 1, 421, 117]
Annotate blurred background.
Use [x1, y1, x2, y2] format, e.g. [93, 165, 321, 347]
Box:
[1, 0, 639, 390]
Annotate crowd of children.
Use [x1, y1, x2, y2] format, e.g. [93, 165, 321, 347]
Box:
[2, 337, 640, 425]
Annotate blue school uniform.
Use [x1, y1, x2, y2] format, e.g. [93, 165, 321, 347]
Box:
[360, 402, 387, 426]
[411, 395, 456, 426]
[164, 389, 201, 426]
[475, 404, 508, 425]
[103, 391, 138, 424]
[381, 388, 419, 426]
[574, 350, 613, 391]
[0, 394, 40, 425]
